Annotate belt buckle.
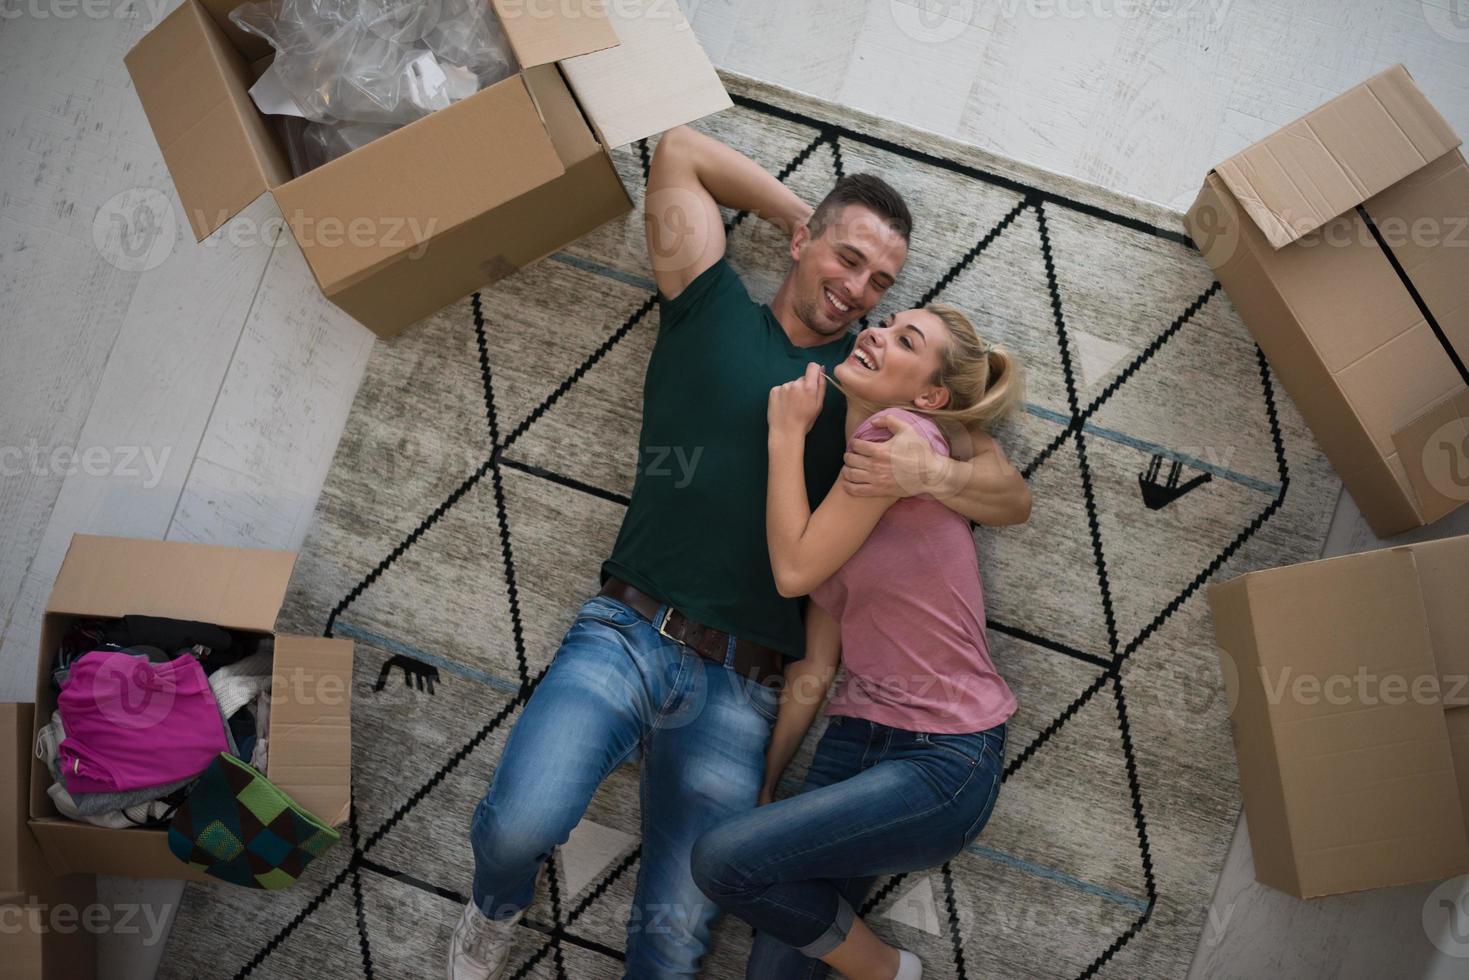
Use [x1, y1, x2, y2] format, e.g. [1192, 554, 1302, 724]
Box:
[655, 606, 679, 645]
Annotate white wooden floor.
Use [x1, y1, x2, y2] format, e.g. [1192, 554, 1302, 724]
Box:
[2, 1, 1468, 977]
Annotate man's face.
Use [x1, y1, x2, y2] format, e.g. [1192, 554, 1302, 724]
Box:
[789, 204, 908, 337]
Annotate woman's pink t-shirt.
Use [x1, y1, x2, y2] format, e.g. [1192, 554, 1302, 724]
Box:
[811, 407, 1017, 734]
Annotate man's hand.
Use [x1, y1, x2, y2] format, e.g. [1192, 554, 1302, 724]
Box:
[768, 363, 828, 443]
[844, 418, 1033, 526]
[842, 413, 958, 498]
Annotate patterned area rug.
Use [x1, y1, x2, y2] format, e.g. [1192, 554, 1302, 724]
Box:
[158, 73, 1341, 979]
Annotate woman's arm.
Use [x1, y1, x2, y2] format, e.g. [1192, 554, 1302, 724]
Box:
[767, 365, 896, 598]
[760, 603, 841, 805]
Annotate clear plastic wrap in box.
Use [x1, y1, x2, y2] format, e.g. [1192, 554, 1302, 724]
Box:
[233, 0, 516, 173]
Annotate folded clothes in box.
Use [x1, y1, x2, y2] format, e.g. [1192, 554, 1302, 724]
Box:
[28, 535, 352, 881]
[35, 634, 277, 830]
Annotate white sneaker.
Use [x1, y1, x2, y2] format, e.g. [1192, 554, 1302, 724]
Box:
[446, 900, 524, 980]
[894, 948, 924, 980]
[447, 862, 547, 980]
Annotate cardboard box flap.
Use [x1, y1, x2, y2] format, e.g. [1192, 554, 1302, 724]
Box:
[267, 635, 353, 828]
[3, 703, 47, 896]
[1448, 707, 1469, 845]
[523, 64, 600, 166]
[1409, 532, 1469, 703]
[1391, 388, 1469, 526]
[45, 534, 297, 633]
[1215, 65, 1460, 249]
[560, 0, 731, 149]
[489, 0, 618, 68]
[272, 73, 568, 295]
[124, 0, 293, 240]
[197, 0, 275, 63]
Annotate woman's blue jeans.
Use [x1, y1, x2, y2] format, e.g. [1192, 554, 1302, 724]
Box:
[691, 714, 1005, 979]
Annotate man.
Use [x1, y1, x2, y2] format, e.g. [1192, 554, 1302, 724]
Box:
[448, 125, 1032, 980]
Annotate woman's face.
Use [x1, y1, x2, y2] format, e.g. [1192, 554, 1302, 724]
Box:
[833, 308, 951, 411]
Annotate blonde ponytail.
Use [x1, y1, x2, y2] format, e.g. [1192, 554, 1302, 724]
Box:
[921, 302, 1023, 429]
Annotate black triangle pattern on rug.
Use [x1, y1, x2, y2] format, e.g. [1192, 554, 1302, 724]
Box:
[213, 93, 1295, 980]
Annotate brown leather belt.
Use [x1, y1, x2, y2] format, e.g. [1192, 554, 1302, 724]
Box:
[599, 577, 785, 689]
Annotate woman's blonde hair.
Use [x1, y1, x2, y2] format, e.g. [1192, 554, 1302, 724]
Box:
[920, 302, 1023, 428]
[834, 302, 1023, 430]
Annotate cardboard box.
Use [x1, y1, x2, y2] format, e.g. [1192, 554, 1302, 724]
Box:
[1185, 65, 1469, 538]
[27, 535, 353, 881]
[124, 0, 731, 339]
[1207, 533, 1469, 898]
[5, 704, 50, 900]
[3, 702, 98, 980]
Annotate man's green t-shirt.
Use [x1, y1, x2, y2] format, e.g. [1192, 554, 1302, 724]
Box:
[601, 258, 854, 658]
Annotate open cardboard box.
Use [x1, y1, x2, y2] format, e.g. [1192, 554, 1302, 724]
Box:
[1208, 533, 1469, 899]
[1185, 65, 1469, 538]
[124, 0, 731, 339]
[4, 702, 98, 979]
[26, 535, 352, 881]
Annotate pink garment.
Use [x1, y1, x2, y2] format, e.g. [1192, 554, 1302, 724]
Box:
[811, 407, 1017, 734]
[56, 650, 228, 794]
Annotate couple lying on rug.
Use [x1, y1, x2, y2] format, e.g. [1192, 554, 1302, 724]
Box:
[448, 125, 1030, 980]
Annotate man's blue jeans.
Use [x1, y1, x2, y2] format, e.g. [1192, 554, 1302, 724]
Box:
[691, 715, 1006, 979]
[468, 594, 778, 978]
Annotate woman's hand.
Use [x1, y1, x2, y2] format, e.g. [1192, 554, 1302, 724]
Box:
[757, 783, 776, 807]
[768, 362, 828, 442]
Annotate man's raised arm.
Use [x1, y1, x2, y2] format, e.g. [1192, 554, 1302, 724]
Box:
[645, 125, 814, 301]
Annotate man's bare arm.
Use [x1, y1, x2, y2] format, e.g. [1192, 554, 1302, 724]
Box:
[645, 125, 813, 301]
[932, 435, 1033, 527]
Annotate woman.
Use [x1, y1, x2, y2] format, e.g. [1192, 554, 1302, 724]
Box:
[691, 303, 1021, 980]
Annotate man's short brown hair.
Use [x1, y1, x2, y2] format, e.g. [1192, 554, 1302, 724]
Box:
[808, 174, 913, 242]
